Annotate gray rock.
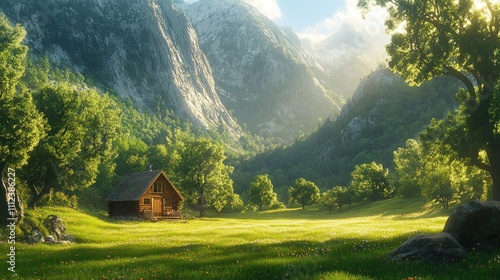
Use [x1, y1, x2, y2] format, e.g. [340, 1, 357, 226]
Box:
[28, 230, 44, 244]
[45, 235, 57, 243]
[61, 234, 76, 243]
[57, 240, 72, 245]
[386, 233, 466, 263]
[45, 235, 56, 243]
[443, 200, 500, 250]
[44, 215, 66, 240]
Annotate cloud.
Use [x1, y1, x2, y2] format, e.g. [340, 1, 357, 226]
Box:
[243, 0, 283, 20]
[297, 0, 388, 43]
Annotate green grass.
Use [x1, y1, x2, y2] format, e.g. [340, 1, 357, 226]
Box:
[2, 198, 500, 279]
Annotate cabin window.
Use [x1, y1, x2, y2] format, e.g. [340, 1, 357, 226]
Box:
[165, 197, 171, 206]
[153, 182, 163, 193]
[144, 198, 151, 205]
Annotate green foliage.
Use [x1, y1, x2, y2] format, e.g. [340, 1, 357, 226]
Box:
[237, 70, 459, 193]
[175, 139, 240, 216]
[393, 139, 423, 198]
[247, 174, 280, 211]
[349, 162, 392, 202]
[0, 15, 45, 223]
[288, 178, 320, 209]
[0, 15, 28, 95]
[360, 0, 500, 200]
[393, 112, 491, 206]
[24, 83, 120, 208]
[320, 186, 350, 212]
[42, 191, 79, 209]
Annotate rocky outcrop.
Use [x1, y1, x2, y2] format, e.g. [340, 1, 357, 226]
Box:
[443, 200, 500, 251]
[386, 233, 467, 263]
[27, 215, 75, 245]
[0, 0, 242, 139]
[44, 215, 66, 240]
[184, 0, 342, 141]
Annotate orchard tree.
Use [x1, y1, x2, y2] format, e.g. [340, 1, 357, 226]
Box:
[359, 0, 500, 200]
[248, 174, 279, 211]
[0, 15, 45, 222]
[288, 178, 320, 209]
[24, 84, 120, 208]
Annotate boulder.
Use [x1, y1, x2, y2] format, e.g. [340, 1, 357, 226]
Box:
[443, 200, 500, 251]
[27, 230, 44, 244]
[44, 215, 66, 240]
[61, 234, 76, 243]
[386, 233, 466, 263]
[44, 235, 56, 244]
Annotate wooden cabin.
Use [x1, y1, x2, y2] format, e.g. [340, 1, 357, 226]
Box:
[107, 170, 184, 220]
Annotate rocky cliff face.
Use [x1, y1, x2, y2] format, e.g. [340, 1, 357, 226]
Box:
[184, 0, 343, 141]
[0, 0, 242, 138]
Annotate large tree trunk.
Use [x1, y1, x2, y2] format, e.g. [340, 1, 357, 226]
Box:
[486, 140, 500, 201]
[27, 182, 50, 209]
[467, 85, 500, 201]
[0, 166, 24, 225]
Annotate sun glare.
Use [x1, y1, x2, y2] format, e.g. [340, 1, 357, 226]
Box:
[472, 0, 500, 10]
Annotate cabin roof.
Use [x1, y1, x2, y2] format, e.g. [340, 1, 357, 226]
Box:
[107, 170, 183, 202]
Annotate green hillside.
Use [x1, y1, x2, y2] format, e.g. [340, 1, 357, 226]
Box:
[235, 70, 461, 193]
[3, 199, 499, 279]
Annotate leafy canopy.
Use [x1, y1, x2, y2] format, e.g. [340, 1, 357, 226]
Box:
[350, 162, 391, 201]
[359, 0, 500, 200]
[248, 174, 280, 211]
[176, 138, 240, 216]
[289, 178, 320, 209]
[25, 83, 120, 208]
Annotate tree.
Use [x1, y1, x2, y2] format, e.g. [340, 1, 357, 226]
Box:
[114, 138, 149, 176]
[248, 174, 279, 211]
[288, 178, 320, 209]
[321, 186, 349, 212]
[393, 139, 424, 198]
[203, 164, 242, 215]
[24, 84, 120, 208]
[175, 138, 234, 216]
[421, 165, 456, 210]
[359, 0, 500, 200]
[350, 162, 391, 201]
[0, 15, 45, 223]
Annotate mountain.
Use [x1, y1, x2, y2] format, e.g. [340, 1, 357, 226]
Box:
[234, 69, 460, 192]
[183, 0, 344, 141]
[0, 0, 242, 139]
[304, 24, 389, 99]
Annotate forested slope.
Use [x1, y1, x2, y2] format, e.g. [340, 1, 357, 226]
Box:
[235, 69, 461, 193]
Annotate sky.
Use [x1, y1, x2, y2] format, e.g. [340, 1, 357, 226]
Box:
[186, 0, 389, 43]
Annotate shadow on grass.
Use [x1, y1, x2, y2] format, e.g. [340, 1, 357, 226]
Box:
[14, 234, 500, 280]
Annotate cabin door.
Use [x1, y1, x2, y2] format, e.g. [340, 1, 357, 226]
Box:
[153, 198, 163, 216]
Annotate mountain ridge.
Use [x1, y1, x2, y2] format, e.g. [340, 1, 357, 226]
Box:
[0, 0, 242, 139]
[184, 0, 343, 141]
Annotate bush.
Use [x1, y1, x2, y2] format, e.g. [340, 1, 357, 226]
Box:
[52, 192, 78, 208]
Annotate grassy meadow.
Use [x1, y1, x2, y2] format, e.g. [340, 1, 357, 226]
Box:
[2, 198, 500, 280]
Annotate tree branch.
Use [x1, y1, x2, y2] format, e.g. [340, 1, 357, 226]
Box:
[470, 156, 490, 172]
[443, 66, 477, 106]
